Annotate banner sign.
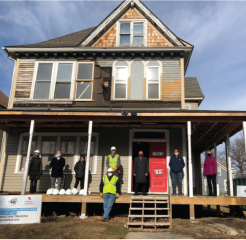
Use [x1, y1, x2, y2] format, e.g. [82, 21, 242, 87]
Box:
[0, 195, 42, 224]
[237, 186, 246, 197]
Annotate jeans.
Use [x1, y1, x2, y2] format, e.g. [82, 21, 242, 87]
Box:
[51, 177, 61, 190]
[207, 174, 217, 196]
[134, 183, 147, 194]
[171, 171, 182, 194]
[74, 177, 84, 189]
[103, 193, 116, 219]
[30, 180, 37, 193]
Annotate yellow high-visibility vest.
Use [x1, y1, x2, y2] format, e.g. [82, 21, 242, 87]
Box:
[108, 154, 119, 168]
[103, 175, 118, 194]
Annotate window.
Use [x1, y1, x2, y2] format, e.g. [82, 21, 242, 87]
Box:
[224, 180, 227, 191]
[20, 136, 38, 171]
[114, 66, 128, 99]
[33, 63, 53, 99]
[54, 63, 73, 99]
[61, 136, 76, 171]
[75, 62, 94, 100]
[217, 167, 221, 176]
[118, 21, 145, 46]
[147, 66, 160, 99]
[41, 136, 57, 170]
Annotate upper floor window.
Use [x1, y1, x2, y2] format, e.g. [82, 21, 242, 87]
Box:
[118, 20, 146, 46]
[147, 62, 160, 100]
[114, 61, 128, 100]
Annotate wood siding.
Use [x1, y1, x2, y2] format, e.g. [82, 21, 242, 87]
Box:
[121, 7, 144, 19]
[14, 59, 35, 99]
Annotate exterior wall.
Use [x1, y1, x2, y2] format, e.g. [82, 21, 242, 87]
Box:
[185, 102, 199, 110]
[0, 127, 129, 193]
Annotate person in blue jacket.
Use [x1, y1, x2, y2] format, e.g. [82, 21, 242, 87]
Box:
[169, 149, 185, 195]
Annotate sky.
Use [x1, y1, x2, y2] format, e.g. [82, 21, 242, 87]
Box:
[0, 0, 245, 111]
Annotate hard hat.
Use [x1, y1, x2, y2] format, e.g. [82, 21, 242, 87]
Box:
[111, 146, 116, 151]
[72, 188, 78, 195]
[34, 150, 40, 153]
[79, 189, 84, 195]
[59, 189, 66, 195]
[108, 168, 114, 172]
[53, 189, 59, 195]
[65, 189, 72, 195]
[46, 189, 53, 195]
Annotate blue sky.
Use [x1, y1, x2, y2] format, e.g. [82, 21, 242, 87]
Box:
[0, 0, 245, 111]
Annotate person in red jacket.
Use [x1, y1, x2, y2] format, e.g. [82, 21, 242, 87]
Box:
[203, 150, 217, 196]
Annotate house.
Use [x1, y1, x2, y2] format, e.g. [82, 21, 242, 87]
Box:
[0, 0, 245, 201]
[201, 162, 236, 196]
[0, 91, 8, 158]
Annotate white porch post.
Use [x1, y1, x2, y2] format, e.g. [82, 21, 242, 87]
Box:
[21, 120, 35, 195]
[84, 121, 93, 196]
[214, 143, 219, 196]
[226, 134, 233, 196]
[187, 121, 193, 197]
[243, 122, 246, 162]
[182, 127, 188, 196]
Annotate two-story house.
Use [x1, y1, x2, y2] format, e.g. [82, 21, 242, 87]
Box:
[0, 0, 245, 198]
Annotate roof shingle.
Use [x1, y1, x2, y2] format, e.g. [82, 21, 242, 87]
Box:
[185, 77, 204, 99]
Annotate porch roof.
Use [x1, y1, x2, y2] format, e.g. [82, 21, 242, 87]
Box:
[0, 110, 245, 153]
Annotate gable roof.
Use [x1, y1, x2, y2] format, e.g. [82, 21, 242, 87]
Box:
[5, 27, 96, 48]
[185, 77, 205, 99]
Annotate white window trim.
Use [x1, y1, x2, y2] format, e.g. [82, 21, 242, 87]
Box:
[15, 132, 99, 175]
[217, 167, 221, 176]
[114, 65, 128, 100]
[146, 66, 161, 100]
[31, 61, 76, 101]
[116, 19, 147, 47]
[224, 179, 227, 191]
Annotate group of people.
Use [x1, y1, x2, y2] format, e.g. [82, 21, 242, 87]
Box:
[28, 145, 218, 222]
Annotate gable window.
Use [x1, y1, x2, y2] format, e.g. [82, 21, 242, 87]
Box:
[55, 63, 73, 99]
[118, 20, 146, 46]
[147, 66, 160, 99]
[75, 62, 94, 100]
[114, 65, 128, 99]
[33, 63, 53, 99]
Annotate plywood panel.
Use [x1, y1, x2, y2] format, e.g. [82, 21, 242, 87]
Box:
[162, 80, 181, 101]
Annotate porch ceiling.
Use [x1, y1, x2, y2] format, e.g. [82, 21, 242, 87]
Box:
[0, 110, 245, 153]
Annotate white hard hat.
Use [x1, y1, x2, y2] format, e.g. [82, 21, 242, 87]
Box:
[46, 189, 53, 195]
[53, 189, 59, 195]
[65, 189, 72, 195]
[72, 188, 78, 195]
[79, 189, 84, 195]
[34, 150, 40, 153]
[59, 189, 66, 195]
[108, 168, 114, 172]
[111, 146, 116, 151]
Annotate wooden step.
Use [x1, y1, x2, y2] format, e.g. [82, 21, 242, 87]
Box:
[131, 201, 169, 203]
[130, 207, 169, 210]
[128, 215, 170, 218]
[127, 222, 171, 226]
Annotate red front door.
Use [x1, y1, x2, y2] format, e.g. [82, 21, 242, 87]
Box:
[149, 142, 167, 193]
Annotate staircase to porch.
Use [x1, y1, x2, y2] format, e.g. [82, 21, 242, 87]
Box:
[127, 194, 172, 229]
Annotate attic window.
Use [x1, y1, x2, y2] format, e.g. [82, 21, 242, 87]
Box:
[118, 20, 146, 46]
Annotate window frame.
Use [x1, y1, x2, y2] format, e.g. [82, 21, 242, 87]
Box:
[117, 19, 147, 47]
[74, 61, 95, 101]
[217, 167, 221, 176]
[31, 61, 76, 101]
[146, 66, 161, 100]
[114, 65, 128, 100]
[15, 132, 99, 175]
[224, 179, 227, 191]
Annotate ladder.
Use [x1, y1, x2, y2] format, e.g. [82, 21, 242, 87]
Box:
[127, 194, 172, 229]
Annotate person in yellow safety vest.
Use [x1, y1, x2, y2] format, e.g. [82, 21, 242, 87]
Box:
[106, 146, 121, 177]
[99, 168, 120, 222]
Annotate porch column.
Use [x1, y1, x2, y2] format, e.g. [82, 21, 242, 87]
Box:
[83, 121, 93, 196]
[21, 120, 35, 195]
[187, 121, 193, 197]
[182, 127, 188, 196]
[243, 122, 246, 162]
[213, 143, 219, 196]
[225, 134, 233, 196]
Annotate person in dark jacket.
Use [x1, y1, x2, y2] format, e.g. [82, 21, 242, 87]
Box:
[133, 151, 148, 195]
[74, 155, 86, 190]
[28, 150, 42, 194]
[49, 150, 65, 190]
[203, 150, 217, 196]
[99, 168, 120, 222]
[169, 149, 185, 195]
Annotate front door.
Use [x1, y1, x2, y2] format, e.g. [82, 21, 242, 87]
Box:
[149, 142, 167, 193]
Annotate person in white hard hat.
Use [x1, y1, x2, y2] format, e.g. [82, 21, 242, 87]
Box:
[99, 168, 120, 222]
[28, 150, 42, 194]
[106, 146, 121, 177]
